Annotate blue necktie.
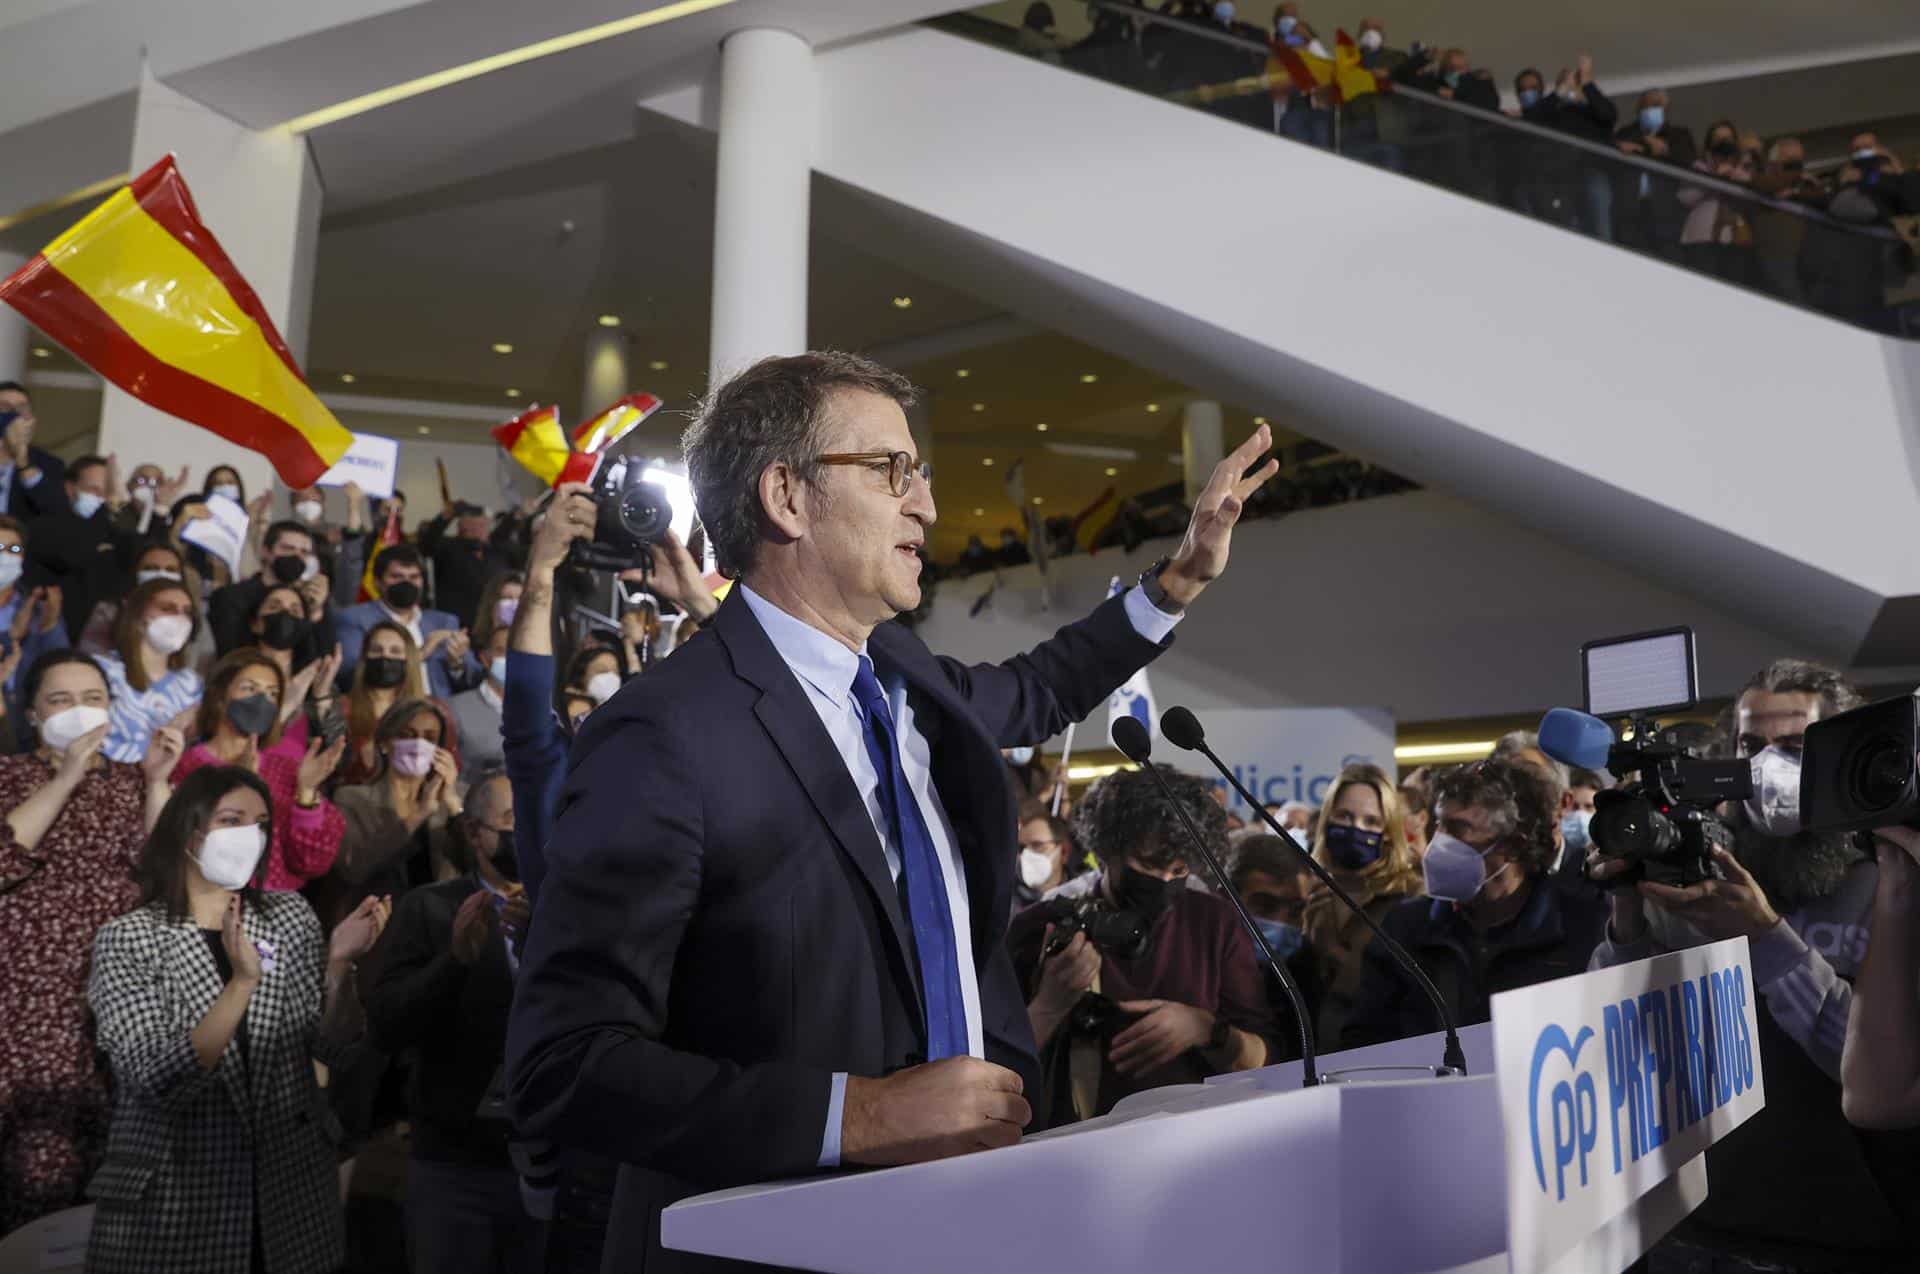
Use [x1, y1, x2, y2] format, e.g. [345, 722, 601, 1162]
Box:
[851, 656, 968, 1060]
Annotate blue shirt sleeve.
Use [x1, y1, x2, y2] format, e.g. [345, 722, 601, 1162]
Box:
[817, 1072, 847, 1168]
[502, 650, 568, 905]
[1121, 583, 1185, 645]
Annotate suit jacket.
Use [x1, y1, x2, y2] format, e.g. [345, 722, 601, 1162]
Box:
[6, 446, 67, 520]
[506, 586, 1170, 1273]
[84, 892, 357, 1274]
[333, 600, 483, 701]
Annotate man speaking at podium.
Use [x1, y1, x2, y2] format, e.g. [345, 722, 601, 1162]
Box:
[506, 352, 1276, 1271]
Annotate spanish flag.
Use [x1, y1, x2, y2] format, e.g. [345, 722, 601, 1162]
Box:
[358, 502, 401, 603]
[0, 156, 352, 487]
[493, 404, 595, 488]
[571, 392, 661, 454]
[1331, 29, 1390, 103]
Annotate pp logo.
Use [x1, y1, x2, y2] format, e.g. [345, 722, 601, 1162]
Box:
[1112, 687, 1152, 730]
[1529, 1023, 1600, 1202]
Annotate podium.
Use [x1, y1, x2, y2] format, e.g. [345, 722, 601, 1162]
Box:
[664, 942, 1762, 1273]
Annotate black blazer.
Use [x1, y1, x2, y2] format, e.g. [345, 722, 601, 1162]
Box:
[7, 446, 67, 520]
[506, 586, 1169, 1272]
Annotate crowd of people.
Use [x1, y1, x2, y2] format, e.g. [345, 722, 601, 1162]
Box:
[4, 345, 1920, 1274]
[1008, 0, 1920, 333]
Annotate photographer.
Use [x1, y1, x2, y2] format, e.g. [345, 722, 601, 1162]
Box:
[1588, 659, 1920, 1271]
[1006, 765, 1281, 1124]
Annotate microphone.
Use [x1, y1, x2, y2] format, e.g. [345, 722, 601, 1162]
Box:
[1110, 715, 1319, 1087]
[1538, 707, 1616, 772]
[1159, 705, 1469, 1077]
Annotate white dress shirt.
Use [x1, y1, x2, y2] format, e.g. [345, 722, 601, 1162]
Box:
[735, 583, 1182, 1167]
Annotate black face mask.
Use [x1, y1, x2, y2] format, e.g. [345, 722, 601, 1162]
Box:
[363, 656, 407, 689]
[269, 554, 306, 585]
[226, 692, 279, 738]
[383, 580, 421, 610]
[258, 611, 305, 651]
[1114, 867, 1179, 920]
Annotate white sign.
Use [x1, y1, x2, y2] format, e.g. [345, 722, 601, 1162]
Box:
[316, 432, 399, 498]
[179, 492, 250, 579]
[1186, 707, 1396, 814]
[1492, 936, 1766, 1274]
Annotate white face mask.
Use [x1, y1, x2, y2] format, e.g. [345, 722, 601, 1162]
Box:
[0, 556, 21, 591]
[586, 670, 621, 705]
[1019, 848, 1056, 890]
[210, 483, 241, 503]
[136, 568, 182, 587]
[145, 613, 194, 655]
[489, 656, 508, 685]
[193, 823, 266, 892]
[1421, 830, 1517, 903]
[38, 703, 109, 752]
[1359, 28, 1383, 51]
[72, 490, 105, 519]
[294, 499, 324, 525]
[1005, 745, 1036, 767]
[1746, 746, 1803, 838]
[131, 485, 155, 507]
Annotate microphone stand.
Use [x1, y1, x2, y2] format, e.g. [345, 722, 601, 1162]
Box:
[1163, 708, 1468, 1077]
[1112, 719, 1319, 1086]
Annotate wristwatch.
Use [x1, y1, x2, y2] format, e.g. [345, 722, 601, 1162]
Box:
[1137, 556, 1185, 615]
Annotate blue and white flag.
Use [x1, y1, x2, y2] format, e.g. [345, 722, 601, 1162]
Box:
[1106, 576, 1155, 748]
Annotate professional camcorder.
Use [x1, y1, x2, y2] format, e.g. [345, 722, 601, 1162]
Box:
[1801, 691, 1920, 834]
[1040, 895, 1153, 961]
[1540, 628, 1750, 888]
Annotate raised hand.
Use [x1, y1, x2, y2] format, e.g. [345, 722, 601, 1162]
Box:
[157, 465, 192, 506]
[328, 894, 391, 966]
[420, 629, 454, 658]
[1160, 423, 1278, 606]
[223, 895, 264, 982]
[3, 410, 33, 466]
[56, 722, 110, 783]
[530, 482, 596, 570]
[441, 629, 471, 666]
[142, 725, 186, 786]
[296, 734, 345, 797]
[429, 747, 462, 814]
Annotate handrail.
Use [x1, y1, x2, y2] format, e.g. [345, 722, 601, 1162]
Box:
[1063, 0, 1905, 244]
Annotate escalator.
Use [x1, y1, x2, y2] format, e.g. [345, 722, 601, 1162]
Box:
[642, 2, 1920, 664]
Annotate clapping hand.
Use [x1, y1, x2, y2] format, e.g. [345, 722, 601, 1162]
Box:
[142, 725, 186, 786]
[3, 410, 34, 467]
[328, 894, 391, 966]
[441, 629, 471, 666]
[450, 891, 497, 964]
[223, 895, 264, 983]
[296, 734, 346, 797]
[156, 465, 192, 507]
[38, 585, 61, 634]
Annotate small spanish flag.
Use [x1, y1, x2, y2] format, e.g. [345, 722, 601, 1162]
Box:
[358, 502, 401, 603]
[571, 392, 661, 454]
[0, 156, 352, 487]
[493, 404, 595, 488]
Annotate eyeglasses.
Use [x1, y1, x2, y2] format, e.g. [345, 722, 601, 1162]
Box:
[816, 451, 932, 498]
[0, 543, 21, 556]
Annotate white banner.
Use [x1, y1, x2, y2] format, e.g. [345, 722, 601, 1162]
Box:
[1492, 936, 1766, 1274]
[179, 492, 250, 579]
[316, 432, 399, 498]
[1182, 707, 1395, 814]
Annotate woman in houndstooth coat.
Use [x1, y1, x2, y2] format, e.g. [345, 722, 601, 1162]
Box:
[84, 765, 390, 1274]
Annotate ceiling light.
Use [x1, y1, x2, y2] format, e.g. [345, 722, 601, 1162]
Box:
[1393, 740, 1497, 761]
[1031, 497, 1044, 505]
[30, 347, 50, 359]
[1034, 422, 1049, 432]
[1079, 373, 1098, 384]
[972, 507, 985, 516]
[416, 425, 430, 435]
[597, 314, 620, 327]
[339, 372, 356, 384]
[1145, 403, 1160, 413]
[1105, 466, 1119, 477]
[1069, 763, 1127, 782]
[491, 342, 513, 355]
[955, 368, 971, 379]
[891, 296, 913, 309]
[505, 388, 521, 398]
[277, 0, 744, 133]
[648, 360, 669, 371]
[971, 402, 985, 412]
[1045, 442, 1138, 461]
[982, 457, 994, 467]
[1253, 416, 1268, 426]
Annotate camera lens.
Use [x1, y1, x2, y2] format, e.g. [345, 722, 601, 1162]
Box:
[617, 478, 672, 543]
[1845, 734, 1911, 814]
[1590, 791, 1678, 861]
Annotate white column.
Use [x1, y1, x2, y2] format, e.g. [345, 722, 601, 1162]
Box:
[708, 28, 813, 385]
[581, 326, 631, 421]
[1181, 400, 1224, 505]
[97, 67, 321, 501]
[0, 252, 28, 385]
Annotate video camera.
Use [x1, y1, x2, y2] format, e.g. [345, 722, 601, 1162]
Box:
[1801, 691, 1920, 835]
[1540, 628, 1750, 888]
[1040, 895, 1153, 961]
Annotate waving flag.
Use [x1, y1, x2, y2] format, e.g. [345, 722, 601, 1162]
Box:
[1106, 576, 1156, 749]
[1268, 30, 1385, 105]
[358, 502, 401, 603]
[493, 404, 594, 488]
[1331, 29, 1391, 102]
[572, 392, 661, 454]
[0, 156, 352, 486]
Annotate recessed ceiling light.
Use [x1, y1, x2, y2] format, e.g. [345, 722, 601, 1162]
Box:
[491, 342, 514, 355]
[1079, 373, 1098, 384]
[597, 314, 620, 327]
[955, 368, 971, 378]
[1145, 403, 1160, 413]
[30, 347, 49, 359]
[338, 372, 356, 384]
[505, 388, 521, 398]
[891, 296, 913, 309]
[1031, 496, 1044, 505]
[971, 402, 985, 412]
[648, 359, 669, 371]
[1105, 466, 1119, 476]
[982, 457, 995, 467]
[417, 425, 430, 435]
[1034, 422, 1049, 432]
[972, 507, 985, 516]
[1253, 416, 1268, 425]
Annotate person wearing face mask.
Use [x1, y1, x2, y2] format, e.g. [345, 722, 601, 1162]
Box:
[170, 651, 348, 892]
[0, 513, 70, 709]
[203, 465, 246, 508]
[1559, 766, 1605, 872]
[472, 569, 526, 659]
[1301, 763, 1423, 1044]
[95, 578, 204, 764]
[210, 519, 338, 666]
[419, 500, 512, 638]
[1611, 87, 1696, 256]
[0, 650, 181, 1235]
[84, 766, 388, 1274]
[23, 454, 138, 641]
[75, 541, 196, 662]
[1006, 765, 1283, 1123]
[335, 621, 432, 789]
[1229, 832, 1325, 1042]
[1013, 804, 1078, 909]
[336, 543, 483, 702]
[1588, 659, 1920, 1271]
[364, 770, 548, 1273]
[0, 380, 70, 522]
[451, 626, 513, 783]
[326, 698, 465, 924]
[1343, 759, 1603, 1050]
[1398, 767, 1437, 861]
[566, 643, 628, 714]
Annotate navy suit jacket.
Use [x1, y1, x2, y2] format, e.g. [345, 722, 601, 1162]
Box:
[505, 585, 1169, 1272]
[7, 447, 67, 520]
[334, 600, 482, 701]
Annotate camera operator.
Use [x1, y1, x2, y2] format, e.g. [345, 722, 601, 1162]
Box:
[1588, 659, 1920, 1272]
[1006, 765, 1281, 1124]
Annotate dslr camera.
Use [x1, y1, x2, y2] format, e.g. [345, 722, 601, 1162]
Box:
[1547, 628, 1750, 888]
[567, 455, 690, 574]
[1801, 691, 1920, 834]
[1040, 895, 1153, 961]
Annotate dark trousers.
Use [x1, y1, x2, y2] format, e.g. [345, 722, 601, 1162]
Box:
[406, 1157, 547, 1274]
